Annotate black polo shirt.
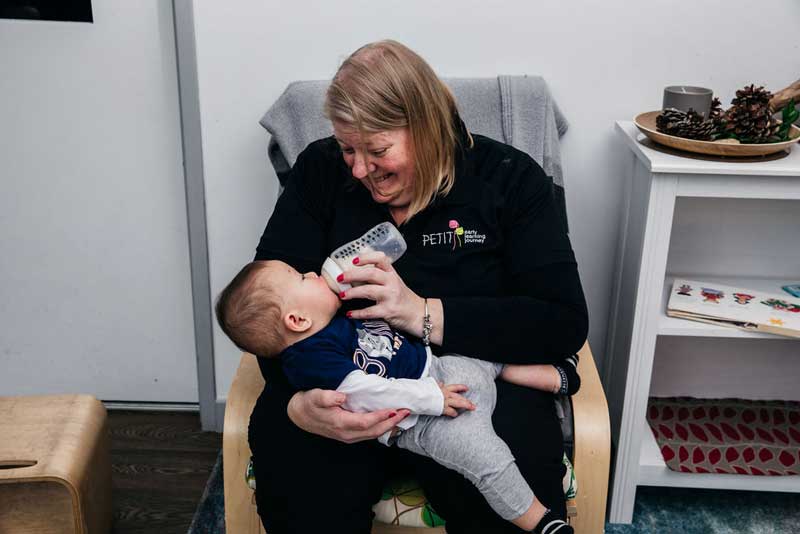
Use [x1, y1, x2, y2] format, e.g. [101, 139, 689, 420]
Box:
[255, 131, 588, 386]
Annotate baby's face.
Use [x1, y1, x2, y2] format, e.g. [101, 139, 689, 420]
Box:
[266, 261, 341, 323]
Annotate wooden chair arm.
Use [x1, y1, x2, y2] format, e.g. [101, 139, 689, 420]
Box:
[569, 342, 611, 534]
[223, 353, 266, 534]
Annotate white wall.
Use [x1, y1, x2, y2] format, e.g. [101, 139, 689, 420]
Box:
[192, 0, 800, 399]
[667, 198, 800, 280]
[0, 1, 199, 402]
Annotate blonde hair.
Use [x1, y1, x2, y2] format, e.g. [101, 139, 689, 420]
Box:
[215, 261, 285, 358]
[324, 40, 471, 221]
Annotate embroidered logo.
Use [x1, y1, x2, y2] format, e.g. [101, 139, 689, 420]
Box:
[421, 219, 486, 250]
[449, 220, 463, 249]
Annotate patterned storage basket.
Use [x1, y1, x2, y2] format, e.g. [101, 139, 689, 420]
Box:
[647, 397, 800, 476]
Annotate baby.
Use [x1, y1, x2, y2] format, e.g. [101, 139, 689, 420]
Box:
[216, 260, 578, 534]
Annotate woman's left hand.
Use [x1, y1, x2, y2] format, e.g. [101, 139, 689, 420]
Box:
[338, 251, 424, 334]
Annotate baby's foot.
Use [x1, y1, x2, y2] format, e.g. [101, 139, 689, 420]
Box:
[533, 509, 573, 534]
[553, 354, 580, 395]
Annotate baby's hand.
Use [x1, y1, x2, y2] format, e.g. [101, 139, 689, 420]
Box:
[439, 382, 476, 417]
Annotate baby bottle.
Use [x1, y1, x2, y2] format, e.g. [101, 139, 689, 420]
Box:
[322, 222, 407, 293]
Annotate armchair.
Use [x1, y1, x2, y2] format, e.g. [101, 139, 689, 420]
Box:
[223, 75, 611, 533]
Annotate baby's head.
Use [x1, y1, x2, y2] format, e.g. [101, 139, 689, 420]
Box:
[215, 260, 341, 357]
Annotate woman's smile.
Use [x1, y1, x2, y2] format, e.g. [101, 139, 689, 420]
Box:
[369, 172, 398, 196]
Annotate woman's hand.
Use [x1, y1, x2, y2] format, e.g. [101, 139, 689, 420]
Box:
[287, 389, 410, 444]
[338, 251, 425, 335]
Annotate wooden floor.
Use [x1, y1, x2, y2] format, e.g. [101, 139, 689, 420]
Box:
[109, 410, 221, 534]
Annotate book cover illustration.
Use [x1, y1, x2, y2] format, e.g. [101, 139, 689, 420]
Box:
[667, 279, 800, 338]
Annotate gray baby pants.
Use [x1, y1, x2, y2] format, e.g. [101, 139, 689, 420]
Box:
[395, 354, 535, 521]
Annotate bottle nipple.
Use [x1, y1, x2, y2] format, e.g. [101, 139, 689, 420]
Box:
[321, 257, 351, 293]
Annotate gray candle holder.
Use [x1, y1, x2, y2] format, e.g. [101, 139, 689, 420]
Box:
[663, 86, 713, 118]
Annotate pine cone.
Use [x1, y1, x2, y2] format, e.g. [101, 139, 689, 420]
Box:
[731, 84, 772, 108]
[709, 97, 723, 121]
[656, 108, 717, 140]
[720, 85, 782, 143]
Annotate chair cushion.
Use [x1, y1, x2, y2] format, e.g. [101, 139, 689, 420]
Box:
[372, 478, 447, 528]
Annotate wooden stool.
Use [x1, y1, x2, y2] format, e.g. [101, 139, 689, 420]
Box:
[0, 394, 112, 534]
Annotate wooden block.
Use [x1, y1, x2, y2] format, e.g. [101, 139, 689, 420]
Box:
[0, 395, 112, 534]
[0, 481, 76, 533]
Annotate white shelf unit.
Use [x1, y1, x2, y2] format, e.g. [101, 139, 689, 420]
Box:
[606, 122, 800, 524]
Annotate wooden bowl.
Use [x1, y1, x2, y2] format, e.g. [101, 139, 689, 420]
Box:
[634, 111, 800, 157]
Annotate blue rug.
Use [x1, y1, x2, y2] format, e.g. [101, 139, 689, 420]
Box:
[605, 486, 800, 534]
[188, 455, 800, 533]
[187, 453, 225, 534]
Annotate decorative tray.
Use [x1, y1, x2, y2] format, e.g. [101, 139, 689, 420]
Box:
[634, 111, 800, 157]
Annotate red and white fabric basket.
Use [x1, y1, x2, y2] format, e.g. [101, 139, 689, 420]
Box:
[646, 397, 800, 476]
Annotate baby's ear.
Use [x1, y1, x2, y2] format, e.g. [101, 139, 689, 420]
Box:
[284, 310, 312, 333]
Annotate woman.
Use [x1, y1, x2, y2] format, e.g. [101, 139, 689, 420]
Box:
[251, 40, 588, 533]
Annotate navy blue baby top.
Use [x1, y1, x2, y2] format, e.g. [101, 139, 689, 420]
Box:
[281, 317, 429, 392]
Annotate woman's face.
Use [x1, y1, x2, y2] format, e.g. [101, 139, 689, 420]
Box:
[333, 123, 416, 211]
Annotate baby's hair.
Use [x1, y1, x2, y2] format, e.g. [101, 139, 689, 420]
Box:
[215, 261, 285, 358]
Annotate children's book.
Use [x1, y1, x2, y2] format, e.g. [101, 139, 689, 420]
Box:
[667, 279, 800, 338]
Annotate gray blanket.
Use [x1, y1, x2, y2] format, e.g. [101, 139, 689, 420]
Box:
[260, 76, 569, 230]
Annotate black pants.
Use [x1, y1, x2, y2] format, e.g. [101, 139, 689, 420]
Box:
[249, 379, 566, 534]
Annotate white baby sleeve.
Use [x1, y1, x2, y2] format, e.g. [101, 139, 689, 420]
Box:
[336, 370, 444, 416]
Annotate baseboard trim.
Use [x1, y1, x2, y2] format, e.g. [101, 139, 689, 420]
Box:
[103, 400, 227, 432]
[104, 401, 199, 412]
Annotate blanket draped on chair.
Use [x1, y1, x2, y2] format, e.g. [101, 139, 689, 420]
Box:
[259, 76, 570, 232]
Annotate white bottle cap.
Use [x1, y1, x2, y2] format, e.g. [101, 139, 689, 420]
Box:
[321, 257, 352, 294]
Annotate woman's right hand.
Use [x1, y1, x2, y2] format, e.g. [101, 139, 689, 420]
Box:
[287, 389, 410, 444]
